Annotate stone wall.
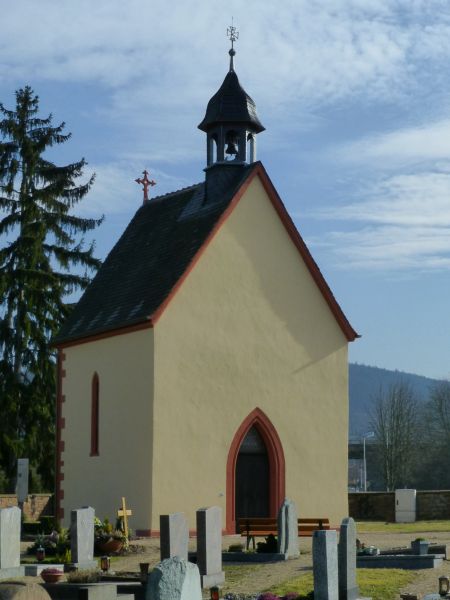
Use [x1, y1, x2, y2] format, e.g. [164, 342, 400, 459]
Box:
[0, 494, 53, 521]
[349, 492, 395, 522]
[417, 491, 450, 520]
[349, 491, 450, 521]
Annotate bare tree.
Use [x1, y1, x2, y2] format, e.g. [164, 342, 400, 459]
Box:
[427, 381, 450, 443]
[370, 382, 419, 491]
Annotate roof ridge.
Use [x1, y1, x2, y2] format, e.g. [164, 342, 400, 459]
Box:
[145, 182, 203, 205]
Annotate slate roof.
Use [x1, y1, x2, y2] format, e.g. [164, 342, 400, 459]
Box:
[54, 164, 256, 345]
[198, 70, 265, 133]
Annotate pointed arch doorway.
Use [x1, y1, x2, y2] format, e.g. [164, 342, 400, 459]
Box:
[226, 408, 286, 533]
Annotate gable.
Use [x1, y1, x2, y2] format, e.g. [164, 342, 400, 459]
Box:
[157, 174, 352, 353]
[55, 162, 356, 347]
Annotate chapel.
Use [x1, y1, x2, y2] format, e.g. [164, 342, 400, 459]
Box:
[54, 35, 358, 534]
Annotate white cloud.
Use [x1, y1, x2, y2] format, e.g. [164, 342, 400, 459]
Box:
[79, 160, 191, 216]
[320, 224, 450, 271]
[339, 119, 450, 167]
[310, 167, 450, 271]
[2, 0, 450, 116]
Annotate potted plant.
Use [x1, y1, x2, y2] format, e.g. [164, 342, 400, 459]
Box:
[411, 537, 429, 555]
[41, 568, 64, 584]
[94, 517, 126, 554]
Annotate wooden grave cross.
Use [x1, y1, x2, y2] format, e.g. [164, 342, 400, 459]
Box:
[117, 496, 133, 540]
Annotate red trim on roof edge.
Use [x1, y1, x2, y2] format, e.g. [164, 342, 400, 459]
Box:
[55, 319, 153, 349]
[151, 162, 358, 341]
[255, 164, 359, 342]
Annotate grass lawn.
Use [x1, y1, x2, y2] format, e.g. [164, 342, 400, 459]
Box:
[357, 520, 450, 533]
[223, 564, 265, 588]
[271, 569, 417, 600]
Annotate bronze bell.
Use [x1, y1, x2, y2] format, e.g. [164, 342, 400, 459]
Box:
[225, 141, 238, 155]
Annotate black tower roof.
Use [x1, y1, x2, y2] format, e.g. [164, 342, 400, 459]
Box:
[198, 69, 265, 133]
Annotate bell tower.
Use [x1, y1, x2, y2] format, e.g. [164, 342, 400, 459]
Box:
[198, 24, 265, 170]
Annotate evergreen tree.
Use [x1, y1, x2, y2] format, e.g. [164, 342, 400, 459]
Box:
[0, 87, 102, 491]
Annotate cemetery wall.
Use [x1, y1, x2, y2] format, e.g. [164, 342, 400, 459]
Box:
[59, 327, 154, 529]
[348, 492, 395, 521]
[152, 176, 350, 533]
[0, 493, 52, 520]
[349, 491, 450, 521]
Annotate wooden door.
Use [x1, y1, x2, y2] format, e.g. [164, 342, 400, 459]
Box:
[235, 426, 270, 523]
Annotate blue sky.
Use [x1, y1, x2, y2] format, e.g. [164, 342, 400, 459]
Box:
[2, 0, 450, 378]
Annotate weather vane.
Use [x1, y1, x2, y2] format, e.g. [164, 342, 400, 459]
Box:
[227, 19, 239, 71]
[135, 170, 156, 204]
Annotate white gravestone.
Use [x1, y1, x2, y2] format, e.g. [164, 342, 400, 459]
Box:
[160, 513, 189, 561]
[278, 498, 300, 558]
[70, 507, 97, 569]
[146, 557, 202, 600]
[196, 506, 225, 588]
[313, 529, 338, 600]
[0, 507, 25, 579]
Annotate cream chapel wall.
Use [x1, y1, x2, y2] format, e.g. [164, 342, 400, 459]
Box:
[60, 328, 154, 528]
[152, 175, 349, 531]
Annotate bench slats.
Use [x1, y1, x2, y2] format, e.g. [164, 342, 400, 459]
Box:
[237, 517, 330, 546]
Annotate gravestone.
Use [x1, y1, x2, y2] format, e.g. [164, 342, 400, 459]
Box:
[338, 517, 359, 600]
[160, 513, 189, 561]
[16, 459, 29, 504]
[70, 506, 97, 569]
[0, 507, 24, 579]
[277, 498, 300, 557]
[313, 529, 338, 600]
[196, 506, 225, 587]
[146, 556, 202, 600]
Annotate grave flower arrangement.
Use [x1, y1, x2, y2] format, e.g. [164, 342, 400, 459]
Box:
[94, 517, 127, 554]
[28, 529, 71, 558]
[256, 534, 278, 553]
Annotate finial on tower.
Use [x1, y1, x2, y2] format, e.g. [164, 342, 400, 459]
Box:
[227, 19, 239, 72]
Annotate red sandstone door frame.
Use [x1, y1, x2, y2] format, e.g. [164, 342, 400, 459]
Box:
[226, 407, 285, 534]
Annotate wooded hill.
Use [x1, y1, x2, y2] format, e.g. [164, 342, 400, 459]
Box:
[349, 363, 441, 437]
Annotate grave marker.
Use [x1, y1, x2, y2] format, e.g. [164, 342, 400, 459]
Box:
[16, 459, 29, 504]
[196, 506, 225, 588]
[338, 517, 359, 600]
[146, 557, 202, 600]
[160, 513, 189, 562]
[117, 497, 132, 540]
[313, 529, 338, 600]
[70, 507, 97, 570]
[278, 498, 300, 558]
[0, 507, 24, 579]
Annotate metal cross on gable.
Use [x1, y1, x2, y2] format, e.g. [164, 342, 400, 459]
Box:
[135, 169, 156, 204]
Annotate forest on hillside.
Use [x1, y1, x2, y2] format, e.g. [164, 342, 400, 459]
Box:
[349, 364, 450, 490]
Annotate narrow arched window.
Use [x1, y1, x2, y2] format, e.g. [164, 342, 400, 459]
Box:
[90, 373, 99, 456]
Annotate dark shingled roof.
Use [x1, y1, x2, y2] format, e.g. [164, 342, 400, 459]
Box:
[54, 164, 256, 345]
[198, 70, 265, 133]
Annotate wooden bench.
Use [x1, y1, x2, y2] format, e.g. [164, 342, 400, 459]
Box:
[237, 517, 331, 550]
